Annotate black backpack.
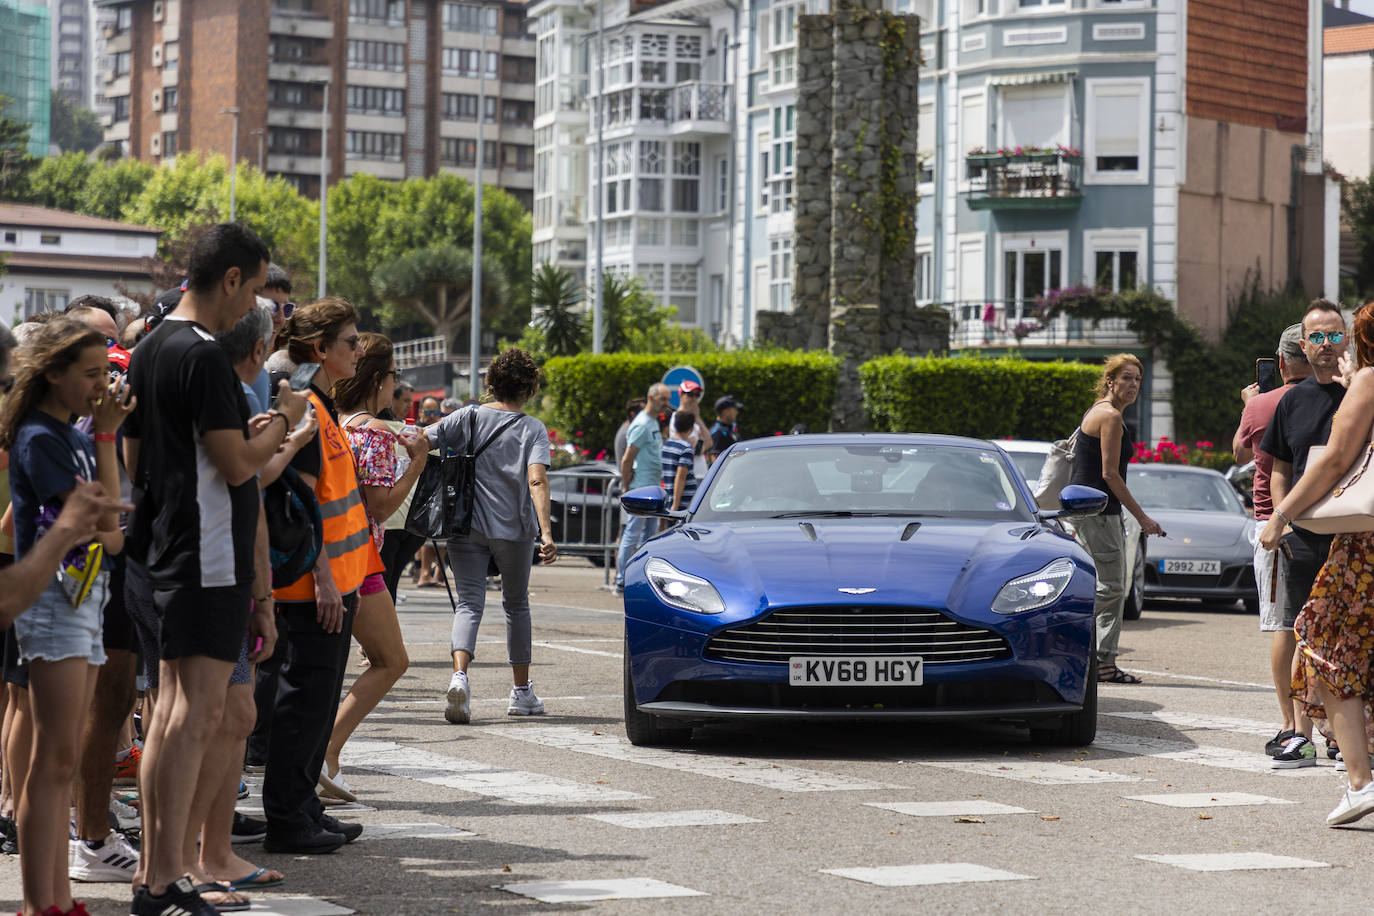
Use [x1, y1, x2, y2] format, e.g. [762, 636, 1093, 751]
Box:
[265, 465, 323, 587]
[405, 407, 523, 540]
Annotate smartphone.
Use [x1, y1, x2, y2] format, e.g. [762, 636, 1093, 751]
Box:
[289, 362, 322, 392]
[1256, 358, 1278, 393]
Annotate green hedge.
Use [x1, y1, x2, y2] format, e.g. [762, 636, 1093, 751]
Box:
[860, 356, 1099, 440]
[542, 351, 840, 456]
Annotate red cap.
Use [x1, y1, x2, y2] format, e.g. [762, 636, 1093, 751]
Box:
[107, 345, 131, 373]
[679, 380, 703, 395]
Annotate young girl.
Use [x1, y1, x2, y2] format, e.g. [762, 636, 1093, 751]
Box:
[0, 318, 134, 916]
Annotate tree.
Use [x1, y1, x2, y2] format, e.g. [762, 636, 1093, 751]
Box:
[371, 244, 511, 353]
[81, 157, 155, 220]
[49, 91, 103, 154]
[1345, 175, 1374, 297]
[25, 151, 95, 211]
[530, 263, 584, 357]
[592, 272, 719, 355]
[0, 95, 36, 201]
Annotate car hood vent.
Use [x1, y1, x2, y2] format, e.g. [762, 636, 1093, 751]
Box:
[682, 528, 702, 541]
[900, 522, 921, 541]
[799, 522, 817, 541]
[1012, 526, 1039, 541]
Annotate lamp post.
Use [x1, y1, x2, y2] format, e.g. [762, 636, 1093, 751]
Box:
[318, 80, 329, 299]
[221, 106, 240, 221]
[470, 14, 491, 400]
[250, 128, 265, 173]
[592, 0, 605, 354]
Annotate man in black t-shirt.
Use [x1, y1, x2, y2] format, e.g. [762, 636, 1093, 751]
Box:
[1258, 298, 1347, 769]
[123, 224, 307, 916]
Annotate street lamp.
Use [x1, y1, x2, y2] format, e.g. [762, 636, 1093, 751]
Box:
[221, 106, 240, 221]
[470, 13, 492, 400]
[317, 80, 329, 299]
[250, 128, 265, 173]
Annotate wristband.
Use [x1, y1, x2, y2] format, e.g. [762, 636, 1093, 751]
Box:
[254, 593, 274, 604]
[272, 411, 289, 436]
[1274, 508, 1291, 526]
[94, 432, 116, 443]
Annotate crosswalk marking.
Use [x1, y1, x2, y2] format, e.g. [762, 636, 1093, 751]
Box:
[917, 759, 1141, 785]
[821, 864, 1034, 887]
[339, 738, 647, 804]
[497, 878, 707, 903]
[351, 822, 476, 841]
[484, 725, 897, 792]
[1104, 710, 1278, 738]
[239, 898, 356, 915]
[1094, 730, 1309, 776]
[1136, 853, 1329, 872]
[530, 640, 624, 658]
[1120, 669, 1270, 690]
[865, 801, 1035, 817]
[1124, 793, 1293, 808]
[582, 810, 764, 828]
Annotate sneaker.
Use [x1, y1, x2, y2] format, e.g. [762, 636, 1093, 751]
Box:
[1271, 735, 1318, 769]
[445, 671, 470, 724]
[613, 583, 625, 597]
[237, 780, 249, 800]
[109, 797, 140, 833]
[0, 815, 17, 855]
[66, 903, 92, 916]
[1328, 739, 1341, 760]
[1328, 780, 1374, 825]
[130, 876, 219, 916]
[112, 746, 141, 787]
[1265, 728, 1296, 757]
[508, 682, 546, 716]
[230, 812, 267, 844]
[70, 831, 139, 882]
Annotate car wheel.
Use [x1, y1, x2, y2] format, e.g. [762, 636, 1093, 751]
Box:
[1029, 655, 1098, 747]
[1122, 539, 1145, 622]
[623, 645, 692, 747]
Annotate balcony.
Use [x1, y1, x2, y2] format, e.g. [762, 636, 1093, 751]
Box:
[944, 300, 1139, 350]
[596, 82, 732, 134]
[963, 150, 1083, 211]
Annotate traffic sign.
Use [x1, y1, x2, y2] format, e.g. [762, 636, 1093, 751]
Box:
[662, 365, 705, 410]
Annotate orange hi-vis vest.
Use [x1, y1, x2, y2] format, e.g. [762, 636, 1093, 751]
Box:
[274, 388, 372, 601]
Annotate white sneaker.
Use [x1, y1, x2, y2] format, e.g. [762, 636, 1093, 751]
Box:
[1328, 780, 1374, 825]
[69, 831, 139, 882]
[508, 682, 546, 716]
[109, 796, 140, 832]
[1336, 755, 1374, 773]
[445, 671, 471, 724]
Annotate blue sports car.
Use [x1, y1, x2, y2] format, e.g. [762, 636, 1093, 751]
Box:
[619, 434, 1108, 747]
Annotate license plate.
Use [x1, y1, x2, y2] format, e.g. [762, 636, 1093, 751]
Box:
[1159, 558, 1221, 575]
[788, 656, 923, 686]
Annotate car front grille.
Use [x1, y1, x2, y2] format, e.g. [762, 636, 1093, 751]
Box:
[703, 607, 1013, 666]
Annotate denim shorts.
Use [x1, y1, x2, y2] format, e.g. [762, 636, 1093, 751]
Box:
[14, 573, 109, 666]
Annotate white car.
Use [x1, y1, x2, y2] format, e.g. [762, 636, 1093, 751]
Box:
[999, 440, 1146, 620]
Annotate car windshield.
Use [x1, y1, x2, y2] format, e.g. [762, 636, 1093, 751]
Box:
[695, 443, 1032, 521]
[1004, 450, 1047, 484]
[1127, 467, 1246, 515]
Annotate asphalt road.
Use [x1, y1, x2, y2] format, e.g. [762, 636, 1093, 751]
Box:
[6, 561, 1374, 915]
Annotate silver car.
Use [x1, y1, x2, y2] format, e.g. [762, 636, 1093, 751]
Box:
[999, 440, 1147, 620]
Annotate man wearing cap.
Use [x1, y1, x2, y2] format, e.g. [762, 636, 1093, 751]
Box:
[670, 380, 712, 477]
[710, 396, 743, 464]
[617, 383, 672, 594]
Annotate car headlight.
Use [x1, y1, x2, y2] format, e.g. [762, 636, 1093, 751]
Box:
[991, 558, 1076, 615]
[645, 557, 726, 615]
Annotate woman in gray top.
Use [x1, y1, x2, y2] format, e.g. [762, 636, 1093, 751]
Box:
[430, 348, 556, 723]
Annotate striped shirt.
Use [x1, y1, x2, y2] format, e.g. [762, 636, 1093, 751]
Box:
[661, 438, 697, 508]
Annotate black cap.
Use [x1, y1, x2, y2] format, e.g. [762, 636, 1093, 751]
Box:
[715, 395, 743, 411]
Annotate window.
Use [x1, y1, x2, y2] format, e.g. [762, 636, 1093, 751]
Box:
[24, 288, 69, 317]
[2, 231, 15, 243]
[769, 238, 793, 312]
[959, 92, 986, 182]
[917, 103, 935, 186]
[163, 87, 178, 113]
[112, 95, 130, 122]
[769, 106, 795, 214]
[1086, 78, 1149, 183]
[641, 60, 668, 83]
[162, 131, 178, 156]
[441, 48, 499, 78]
[345, 130, 403, 161]
[347, 40, 405, 72]
[757, 132, 770, 211]
[443, 93, 478, 120]
[715, 155, 729, 212]
[1016, 0, 1066, 7]
[770, 2, 797, 87]
[956, 235, 984, 308]
[637, 218, 664, 245]
[350, 0, 404, 24]
[347, 86, 405, 115]
[915, 247, 934, 304]
[670, 219, 699, 247]
[502, 99, 534, 123]
[999, 84, 1068, 150]
[114, 52, 130, 76]
[39, 234, 60, 245]
[441, 138, 477, 165]
[116, 7, 132, 30]
[1085, 230, 1146, 292]
[442, 2, 498, 35]
[1001, 234, 1066, 321]
[962, 0, 986, 18]
[675, 61, 701, 83]
[268, 128, 306, 152]
[269, 82, 308, 106]
[671, 142, 700, 213]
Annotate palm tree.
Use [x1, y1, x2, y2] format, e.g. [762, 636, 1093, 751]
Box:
[530, 263, 584, 356]
[371, 243, 510, 352]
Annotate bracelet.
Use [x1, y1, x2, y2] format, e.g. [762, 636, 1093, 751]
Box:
[254, 594, 274, 603]
[1274, 508, 1291, 526]
[93, 432, 116, 443]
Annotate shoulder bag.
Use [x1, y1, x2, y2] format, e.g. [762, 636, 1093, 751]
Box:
[1033, 428, 1080, 510]
[404, 407, 524, 540]
[1293, 421, 1374, 534]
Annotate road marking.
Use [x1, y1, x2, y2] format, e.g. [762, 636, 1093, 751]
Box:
[865, 801, 1035, 817]
[484, 725, 897, 792]
[1094, 730, 1308, 776]
[375, 695, 621, 708]
[582, 809, 764, 829]
[917, 760, 1141, 785]
[241, 899, 355, 916]
[1120, 668, 1270, 690]
[339, 738, 647, 804]
[235, 801, 376, 817]
[1124, 793, 1293, 808]
[821, 864, 1034, 887]
[497, 878, 707, 903]
[352, 822, 477, 841]
[1136, 853, 1329, 872]
[531, 640, 623, 658]
[1104, 711, 1277, 738]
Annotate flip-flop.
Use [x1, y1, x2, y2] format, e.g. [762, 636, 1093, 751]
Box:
[196, 882, 251, 912]
[228, 866, 285, 890]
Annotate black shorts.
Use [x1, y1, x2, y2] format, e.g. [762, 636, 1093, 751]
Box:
[1280, 527, 1334, 629]
[101, 554, 139, 656]
[124, 559, 161, 687]
[154, 583, 253, 664]
[0, 554, 25, 690]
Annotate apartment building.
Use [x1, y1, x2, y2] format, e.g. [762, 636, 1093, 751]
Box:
[49, 0, 93, 108]
[97, 0, 536, 206]
[0, 1, 51, 155]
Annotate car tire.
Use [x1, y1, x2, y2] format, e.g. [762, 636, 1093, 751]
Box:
[1122, 539, 1145, 622]
[623, 645, 692, 747]
[1029, 655, 1098, 747]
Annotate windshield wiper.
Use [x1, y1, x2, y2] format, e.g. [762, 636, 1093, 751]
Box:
[769, 510, 855, 518]
[767, 510, 946, 519]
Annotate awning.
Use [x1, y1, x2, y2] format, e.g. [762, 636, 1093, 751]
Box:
[988, 69, 1078, 87]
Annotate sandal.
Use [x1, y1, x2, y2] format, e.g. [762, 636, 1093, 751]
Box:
[1099, 665, 1143, 684]
[196, 882, 251, 912]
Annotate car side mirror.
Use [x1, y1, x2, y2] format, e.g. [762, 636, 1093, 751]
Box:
[1038, 484, 1108, 520]
[620, 485, 688, 520]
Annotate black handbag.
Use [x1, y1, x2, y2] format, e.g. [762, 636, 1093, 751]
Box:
[404, 407, 523, 540]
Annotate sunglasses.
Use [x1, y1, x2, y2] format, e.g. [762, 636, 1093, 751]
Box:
[276, 301, 296, 319]
[338, 335, 360, 350]
[1307, 331, 1345, 345]
[681, 390, 700, 398]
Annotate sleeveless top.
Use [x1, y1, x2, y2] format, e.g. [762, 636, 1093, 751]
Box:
[1068, 419, 1132, 517]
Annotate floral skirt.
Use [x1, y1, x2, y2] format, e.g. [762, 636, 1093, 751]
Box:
[1292, 531, 1374, 750]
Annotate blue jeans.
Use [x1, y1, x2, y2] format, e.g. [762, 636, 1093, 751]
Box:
[616, 514, 656, 587]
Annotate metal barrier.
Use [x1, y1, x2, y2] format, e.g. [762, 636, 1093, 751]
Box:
[549, 467, 620, 585]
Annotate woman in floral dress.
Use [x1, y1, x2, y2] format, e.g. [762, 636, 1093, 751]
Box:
[1261, 304, 1374, 826]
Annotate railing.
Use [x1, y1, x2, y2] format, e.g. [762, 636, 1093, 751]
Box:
[942, 299, 1140, 349]
[672, 82, 730, 122]
[595, 82, 732, 129]
[549, 467, 620, 584]
[964, 152, 1083, 210]
[393, 335, 449, 370]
